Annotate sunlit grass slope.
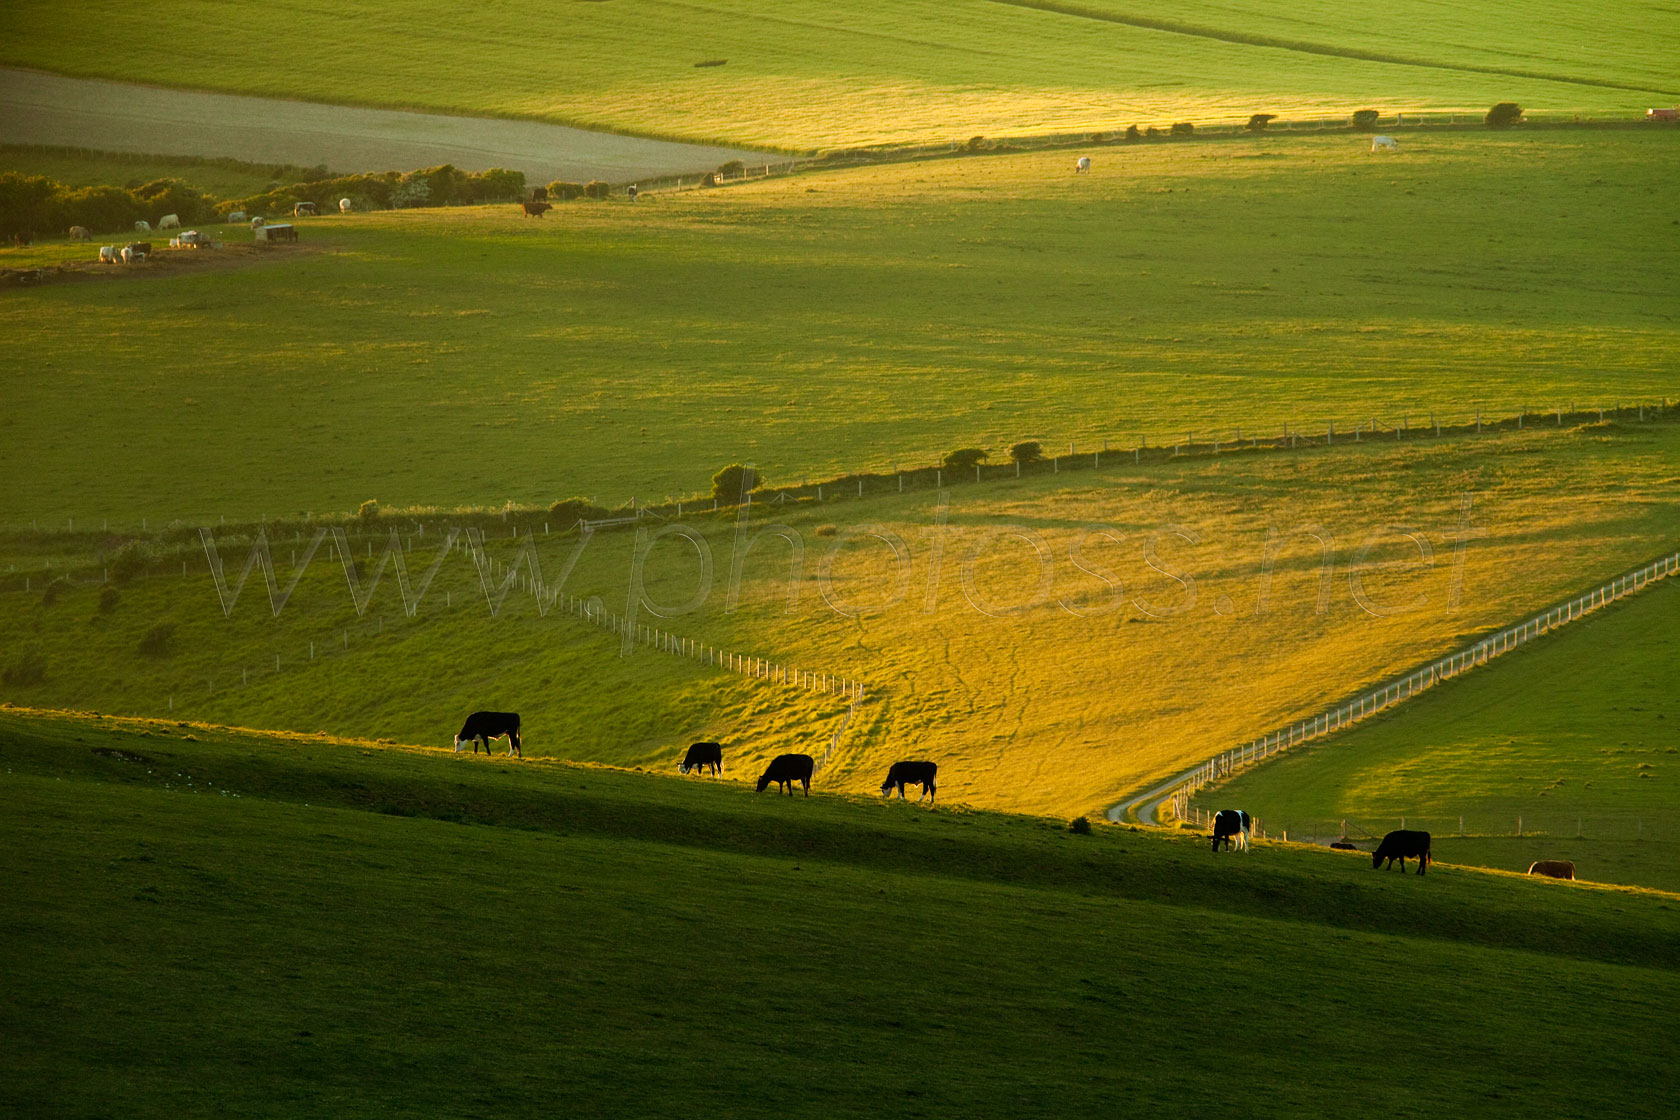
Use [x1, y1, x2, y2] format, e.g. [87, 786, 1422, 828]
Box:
[1202, 574, 1680, 891]
[2, 131, 1676, 526]
[2, 1, 1674, 148]
[4, 709, 1680, 1117]
[5, 422, 1678, 816]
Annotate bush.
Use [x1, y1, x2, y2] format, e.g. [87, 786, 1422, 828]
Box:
[1170, 122, 1195, 136]
[1008, 441, 1043, 465]
[1068, 816, 1092, 835]
[1246, 113, 1277, 132]
[547, 181, 585, 201]
[942, 448, 988, 471]
[1144, 126, 1163, 138]
[547, 497, 607, 526]
[711, 464, 764, 504]
[98, 587, 120, 614]
[358, 499, 380, 522]
[2, 645, 46, 686]
[108, 540, 153, 585]
[1352, 109, 1380, 131]
[392, 174, 432, 208]
[1486, 102, 1524, 129]
[0, 172, 59, 237]
[1124, 125, 1142, 141]
[137, 621, 176, 657]
[131, 177, 218, 225]
[716, 159, 746, 178]
[584, 180, 612, 199]
[468, 167, 526, 202]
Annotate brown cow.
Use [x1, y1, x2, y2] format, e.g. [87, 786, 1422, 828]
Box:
[1527, 860, 1576, 880]
[522, 201, 553, 218]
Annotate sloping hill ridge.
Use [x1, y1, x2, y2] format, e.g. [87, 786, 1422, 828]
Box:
[4, 707, 1679, 1117]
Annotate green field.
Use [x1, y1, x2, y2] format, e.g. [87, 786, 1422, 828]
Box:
[2, 1, 1675, 148]
[2, 131, 1676, 527]
[5, 707, 1680, 1117]
[1197, 573, 1680, 890]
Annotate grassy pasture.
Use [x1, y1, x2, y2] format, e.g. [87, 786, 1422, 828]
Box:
[1199, 575, 1680, 891]
[1, 131, 1676, 528]
[4, 708, 1680, 1117]
[0, 144, 314, 200]
[1, 1, 1674, 148]
[4, 420, 1678, 820]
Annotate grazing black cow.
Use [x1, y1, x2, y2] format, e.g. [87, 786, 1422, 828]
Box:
[1211, 808, 1252, 852]
[879, 760, 937, 804]
[1373, 829, 1431, 874]
[522, 200, 553, 218]
[530, 186, 548, 202]
[11, 230, 33, 247]
[1330, 841, 1359, 851]
[1528, 860, 1575, 880]
[680, 741, 723, 775]
[756, 753, 814, 796]
[455, 711, 522, 758]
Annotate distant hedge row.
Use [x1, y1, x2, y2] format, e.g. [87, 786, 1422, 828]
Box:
[0, 173, 219, 238]
[224, 164, 525, 218]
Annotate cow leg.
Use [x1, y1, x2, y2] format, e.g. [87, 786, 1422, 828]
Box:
[802, 778, 810, 797]
[510, 732, 521, 758]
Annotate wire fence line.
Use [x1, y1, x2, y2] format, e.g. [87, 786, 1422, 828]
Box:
[1175, 806, 1672, 847]
[1160, 546, 1680, 826]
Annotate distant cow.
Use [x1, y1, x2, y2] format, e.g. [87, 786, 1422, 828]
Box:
[158, 214, 181, 229]
[530, 186, 548, 202]
[1373, 829, 1431, 874]
[1212, 808, 1252, 852]
[10, 230, 32, 247]
[1371, 135, 1399, 152]
[626, 184, 638, 201]
[294, 202, 317, 216]
[68, 226, 90, 240]
[880, 761, 937, 803]
[1330, 841, 1359, 851]
[756, 753, 814, 796]
[454, 711, 522, 757]
[680, 741, 723, 775]
[98, 245, 117, 263]
[127, 242, 152, 256]
[522, 200, 553, 218]
[1528, 860, 1575, 880]
[134, 220, 150, 231]
[1075, 156, 1091, 173]
[339, 198, 353, 213]
[227, 211, 247, 224]
[250, 217, 266, 230]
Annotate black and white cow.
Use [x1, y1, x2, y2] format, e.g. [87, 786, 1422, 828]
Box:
[1372, 830, 1431, 874]
[756, 753, 814, 796]
[680, 741, 723, 775]
[454, 711, 522, 758]
[1211, 809, 1252, 852]
[879, 760, 937, 804]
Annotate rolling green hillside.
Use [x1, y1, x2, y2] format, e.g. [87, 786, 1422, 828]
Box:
[2, 131, 1676, 527]
[2, 1, 1675, 148]
[4, 708, 1679, 1117]
[1199, 572, 1680, 890]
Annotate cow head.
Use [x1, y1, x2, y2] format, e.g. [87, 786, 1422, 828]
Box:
[453, 735, 466, 753]
[1371, 850, 1384, 869]
[679, 761, 691, 775]
[755, 773, 773, 793]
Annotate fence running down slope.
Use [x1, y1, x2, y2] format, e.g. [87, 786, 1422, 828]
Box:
[1116, 546, 1680, 828]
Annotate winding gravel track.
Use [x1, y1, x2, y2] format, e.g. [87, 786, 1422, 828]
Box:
[0, 67, 771, 183]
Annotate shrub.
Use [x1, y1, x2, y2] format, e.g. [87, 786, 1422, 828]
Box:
[137, 621, 176, 657]
[98, 587, 120, 614]
[468, 167, 526, 202]
[131, 177, 218, 225]
[1124, 125, 1142, 141]
[547, 497, 607, 526]
[1170, 122, 1195, 136]
[0, 171, 59, 237]
[965, 136, 989, 151]
[1246, 113, 1277, 132]
[1352, 109, 1380, 131]
[108, 540, 153, 585]
[1486, 102, 1524, 128]
[2, 645, 46, 686]
[716, 159, 746, 178]
[1068, 816, 1092, 835]
[711, 464, 764, 504]
[1008, 441, 1044, 465]
[547, 180, 585, 201]
[584, 180, 612, 199]
[391, 174, 432, 208]
[1144, 126, 1163, 138]
[358, 499, 380, 522]
[41, 579, 64, 607]
[942, 448, 988, 471]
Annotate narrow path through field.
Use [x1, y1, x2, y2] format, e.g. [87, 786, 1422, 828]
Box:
[0, 68, 772, 184]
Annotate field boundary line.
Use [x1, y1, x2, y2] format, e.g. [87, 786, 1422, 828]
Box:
[1110, 545, 1680, 828]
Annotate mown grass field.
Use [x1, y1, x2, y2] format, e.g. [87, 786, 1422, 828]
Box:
[2, 130, 1676, 527]
[5, 419, 1678, 819]
[5, 707, 1680, 1118]
[2, 1, 1674, 148]
[1199, 574, 1680, 891]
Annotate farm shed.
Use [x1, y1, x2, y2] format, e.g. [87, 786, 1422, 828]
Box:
[254, 223, 299, 243]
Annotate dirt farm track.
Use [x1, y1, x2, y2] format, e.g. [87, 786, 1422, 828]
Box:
[0, 67, 769, 184]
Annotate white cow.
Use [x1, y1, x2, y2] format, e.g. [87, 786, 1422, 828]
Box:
[1075, 156, 1092, 173]
[227, 210, 247, 224]
[134, 220, 150, 231]
[339, 198, 353, 213]
[120, 246, 137, 263]
[1371, 135, 1399, 152]
[158, 214, 181, 229]
[98, 245, 117, 263]
[250, 216, 266, 230]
